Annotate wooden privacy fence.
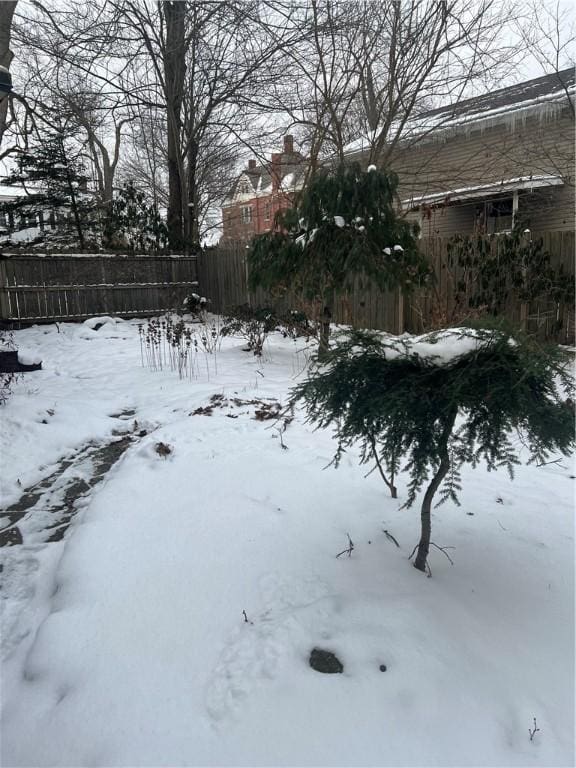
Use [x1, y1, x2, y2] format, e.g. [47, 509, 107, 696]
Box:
[3, 235, 572, 341]
[0, 253, 198, 323]
[407, 232, 575, 343]
[197, 244, 405, 332]
[198, 232, 575, 343]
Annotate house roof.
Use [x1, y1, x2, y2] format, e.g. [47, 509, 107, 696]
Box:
[344, 67, 575, 155]
[223, 151, 307, 205]
[238, 167, 272, 195]
[416, 68, 574, 124]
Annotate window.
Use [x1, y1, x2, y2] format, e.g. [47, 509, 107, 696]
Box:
[477, 198, 513, 234]
[241, 206, 253, 224]
[488, 198, 513, 233]
[264, 202, 271, 222]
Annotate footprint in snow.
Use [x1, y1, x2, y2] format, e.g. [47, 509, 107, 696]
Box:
[204, 572, 331, 722]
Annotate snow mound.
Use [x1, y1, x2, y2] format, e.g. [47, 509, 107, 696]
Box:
[16, 351, 42, 366]
[351, 328, 512, 367]
[83, 316, 124, 330]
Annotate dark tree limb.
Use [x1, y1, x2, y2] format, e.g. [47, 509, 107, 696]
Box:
[336, 533, 354, 558]
[368, 432, 397, 498]
[383, 529, 400, 547]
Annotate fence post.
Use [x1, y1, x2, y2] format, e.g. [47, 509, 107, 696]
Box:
[0, 257, 10, 320]
[397, 289, 404, 334]
[99, 257, 110, 314]
[244, 250, 251, 308]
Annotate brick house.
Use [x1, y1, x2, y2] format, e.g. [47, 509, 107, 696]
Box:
[345, 68, 575, 237]
[221, 135, 307, 243]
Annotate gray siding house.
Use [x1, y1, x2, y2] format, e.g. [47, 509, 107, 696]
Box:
[346, 68, 575, 237]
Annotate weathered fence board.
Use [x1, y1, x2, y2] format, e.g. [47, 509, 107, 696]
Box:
[198, 233, 574, 343]
[0, 253, 198, 323]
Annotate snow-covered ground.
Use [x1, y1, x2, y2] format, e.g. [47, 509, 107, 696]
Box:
[1, 317, 574, 767]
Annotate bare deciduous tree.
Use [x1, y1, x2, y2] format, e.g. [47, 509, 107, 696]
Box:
[5, 0, 570, 251]
[8, 2, 137, 242]
[261, 0, 522, 171]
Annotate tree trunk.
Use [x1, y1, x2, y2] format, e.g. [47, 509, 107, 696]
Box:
[186, 136, 200, 253]
[99, 156, 115, 249]
[162, 1, 186, 252]
[0, 1, 18, 148]
[59, 137, 85, 250]
[413, 407, 458, 572]
[68, 178, 85, 251]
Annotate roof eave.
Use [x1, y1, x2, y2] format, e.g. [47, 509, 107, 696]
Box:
[403, 175, 565, 208]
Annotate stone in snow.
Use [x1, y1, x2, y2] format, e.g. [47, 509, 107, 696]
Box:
[309, 648, 344, 674]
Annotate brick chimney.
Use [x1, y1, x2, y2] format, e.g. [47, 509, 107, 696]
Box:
[283, 134, 294, 154]
[248, 159, 257, 170]
[271, 152, 282, 192]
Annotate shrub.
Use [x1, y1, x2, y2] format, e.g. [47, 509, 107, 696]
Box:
[276, 309, 316, 341]
[182, 292, 208, 320]
[0, 329, 20, 405]
[220, 304, 279, 356]
[291, 324, 574, 573]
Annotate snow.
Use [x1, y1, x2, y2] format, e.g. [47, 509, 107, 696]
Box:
[15, 351, 42, 366]
[348, 327, 517, 367]
[183, 293, 207, 306]
[1, 319, 574, 767]
[295, 228, 318, 248]
[295, 233, 306, 248]
[343, 84, 574, 156]
[82, 316, 125, 330]
[280, 172, 295, 190]
[408, 87, 574, 136]
[333, 215, 345, 228]
[367, 164, 377, 172]
[0, 185, 29, 198]
[403, 175, 564, 208]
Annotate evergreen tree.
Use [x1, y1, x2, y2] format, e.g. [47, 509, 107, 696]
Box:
[248, 163, 429, 353]
[291, 325, 574, 574]
[104, 181, 168, 253]
[0, 128, 91, 249]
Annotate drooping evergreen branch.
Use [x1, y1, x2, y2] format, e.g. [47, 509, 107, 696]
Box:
[291, 324, 574, 575]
